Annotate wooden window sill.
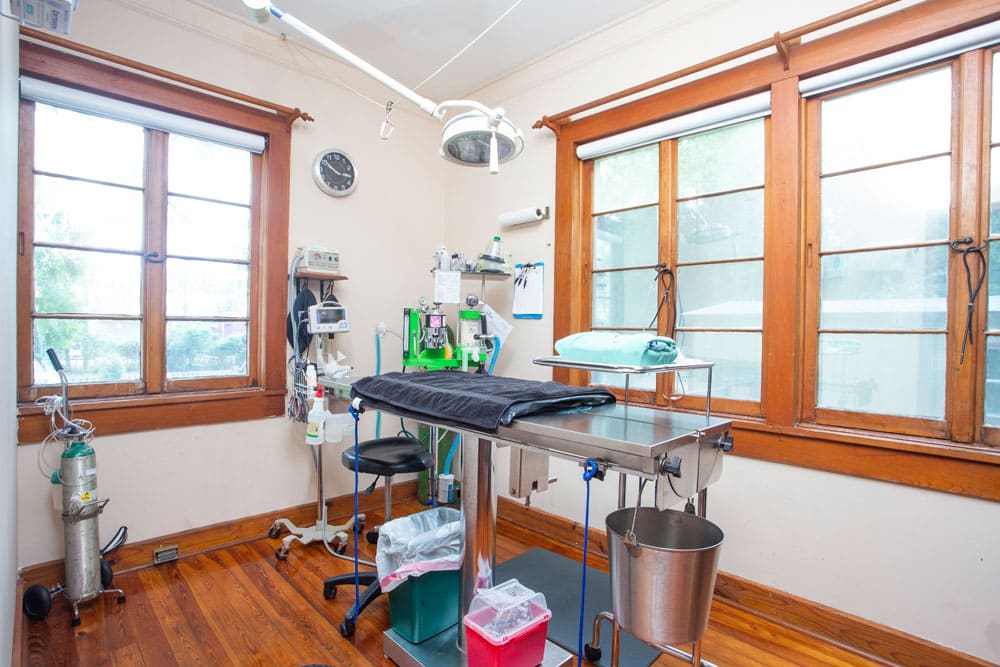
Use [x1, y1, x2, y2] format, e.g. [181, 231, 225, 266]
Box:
[17, 387, 286, 443]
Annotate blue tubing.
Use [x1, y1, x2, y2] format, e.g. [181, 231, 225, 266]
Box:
[578, 459, 599, 667]
[442, 433, 461, 476]
[487, 335, 502, 375]
[348, 405, 361, 621]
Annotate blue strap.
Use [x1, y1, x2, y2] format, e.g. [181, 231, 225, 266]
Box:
[577, 458, 598, 666]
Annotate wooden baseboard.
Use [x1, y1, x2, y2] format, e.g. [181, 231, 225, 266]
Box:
[18, 480, 418, 588]
[11, 578, 24, 667]
[497, 497, 990, 667]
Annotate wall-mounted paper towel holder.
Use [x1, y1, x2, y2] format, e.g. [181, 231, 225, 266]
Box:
[499, 206, 550, 229]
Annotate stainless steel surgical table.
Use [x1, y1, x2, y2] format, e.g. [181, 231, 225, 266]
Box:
[321, 361, 732, 667]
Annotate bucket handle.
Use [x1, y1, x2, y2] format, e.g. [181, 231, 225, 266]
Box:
[624, 479, 648, 554]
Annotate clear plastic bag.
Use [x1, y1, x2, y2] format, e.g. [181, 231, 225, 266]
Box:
[376, 507, 463, 592]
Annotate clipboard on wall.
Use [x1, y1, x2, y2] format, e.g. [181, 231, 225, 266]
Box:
[513, 262, 543, 319]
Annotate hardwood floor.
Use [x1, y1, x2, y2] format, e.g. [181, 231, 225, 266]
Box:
[19, 500, 886, 666]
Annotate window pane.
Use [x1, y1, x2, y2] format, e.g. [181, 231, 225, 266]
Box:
[34, 104, 144, 187]
[168, 134, 252, 205]
[820, 158, 950, 252]
[34, 176, 143, 251]
[34, 248, 141, 315]
[167, 321, 248, 379]
[33, 319, 141, 384]
[677, 118, 764, 196]
[593, 206, 658, 270]
[991, 146, 1000, 236]
[993, 52, 1000, 145]
[168, 196, 250, 261]
[592, 145, 658, 213]
[592, 269, 657, 329]
[677, 261, 762, 329]
[675, 331, 761, 401]
[984, 335, 1000, 426]
[988, 243, 1000, 332]
[821, 68, 951, 173]
[817, 333, 944, 418]
[166, 259, 248, 318]
[678, 190, 763, 263]
[819, 247, 947, 330]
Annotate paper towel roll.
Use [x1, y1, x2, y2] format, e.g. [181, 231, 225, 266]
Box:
[499, 206, 550, 229]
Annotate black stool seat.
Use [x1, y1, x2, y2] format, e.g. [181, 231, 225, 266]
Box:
[342, 436, 432, 476]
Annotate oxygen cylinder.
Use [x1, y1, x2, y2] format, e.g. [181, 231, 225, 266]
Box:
[60, 441, 103, 603]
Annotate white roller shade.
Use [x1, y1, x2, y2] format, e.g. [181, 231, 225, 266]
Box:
[800, 20, 1000, 97]
[576, 92, 770, 161]
[20, 76, 267, 153]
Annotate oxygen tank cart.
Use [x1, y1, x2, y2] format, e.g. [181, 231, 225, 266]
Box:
[21, 349, 128, 627]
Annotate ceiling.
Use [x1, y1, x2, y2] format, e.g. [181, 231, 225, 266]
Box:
[210, 0, 666, 101]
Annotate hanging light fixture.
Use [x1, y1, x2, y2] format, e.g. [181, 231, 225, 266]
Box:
[242, 0, 524, 173]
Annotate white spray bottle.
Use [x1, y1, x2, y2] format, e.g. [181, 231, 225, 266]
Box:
[305, 385, 326, 445]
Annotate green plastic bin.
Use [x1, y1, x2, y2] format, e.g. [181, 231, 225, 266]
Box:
[388, 569, 461, 643]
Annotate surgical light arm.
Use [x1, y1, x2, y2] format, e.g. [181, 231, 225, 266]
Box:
[242, 0, 523, 174]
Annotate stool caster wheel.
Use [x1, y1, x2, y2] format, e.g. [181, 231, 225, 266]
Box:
[365, 530, 379, 544]
[275, 546, 289, 560]
[117, 594, 126, 604]
[584, 643, 602, 662]
[22, 584, 52, 621]
[71, 616, 81, 628]
[339, 618, 355, 637]
[267, 523, 281, 539]
[323, 582, 337, 600]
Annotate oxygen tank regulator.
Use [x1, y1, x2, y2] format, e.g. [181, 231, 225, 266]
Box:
[22, 349, 128, 627]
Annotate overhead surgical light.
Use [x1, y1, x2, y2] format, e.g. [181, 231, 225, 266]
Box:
[242, 0, 524, 173]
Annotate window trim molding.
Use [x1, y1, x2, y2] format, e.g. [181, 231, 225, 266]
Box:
[549, 0, 1000, 499]
[16, 41, 293, 442]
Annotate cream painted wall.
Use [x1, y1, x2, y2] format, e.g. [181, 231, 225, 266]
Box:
[2, 12, 19, 667]
[15, 0, 451, 566]
[443, 0, 1000, 662]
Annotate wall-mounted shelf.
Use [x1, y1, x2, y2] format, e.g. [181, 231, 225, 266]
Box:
[293, 270, 349, 281]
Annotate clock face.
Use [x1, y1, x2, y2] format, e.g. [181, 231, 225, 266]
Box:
[312, 149, 357, 197]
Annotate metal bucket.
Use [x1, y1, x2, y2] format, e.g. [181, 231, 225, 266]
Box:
[607, 507, 723, 646]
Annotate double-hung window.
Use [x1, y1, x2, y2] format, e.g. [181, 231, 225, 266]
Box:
[17, 43, 292, 440]
[585, 111, 766, 416]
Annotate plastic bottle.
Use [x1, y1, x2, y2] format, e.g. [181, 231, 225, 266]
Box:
[305, 385, 326, 445]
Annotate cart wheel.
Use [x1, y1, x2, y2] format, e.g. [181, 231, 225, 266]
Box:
[101, 560, 114, 588]
[356, 515, 366, 529]
[275, 546, 289, 560]
[365, 530, 379, 545]
[584, 643, 602, 662]
[339, 618, 355, 637]
[334, 541, 348, 555]
[267, 523, 281, 539]
[22, 584, 52, 621]
[323, 582, 337, 600]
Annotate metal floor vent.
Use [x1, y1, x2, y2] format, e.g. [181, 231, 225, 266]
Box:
[152, 544, 179, 565]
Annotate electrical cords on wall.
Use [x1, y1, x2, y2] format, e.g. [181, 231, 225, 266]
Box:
[949, 237, 987, 364]
[576, 459, 599, 667]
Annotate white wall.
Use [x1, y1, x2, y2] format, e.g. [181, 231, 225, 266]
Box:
[445, 0, 1000, 663]
[2, 10, 19, 667]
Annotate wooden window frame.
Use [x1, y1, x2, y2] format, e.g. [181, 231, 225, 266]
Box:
[550, 0, 1000, 501]
[16, 42, 291, 442]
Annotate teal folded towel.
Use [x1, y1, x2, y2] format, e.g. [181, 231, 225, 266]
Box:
[554, 332, 678, 365]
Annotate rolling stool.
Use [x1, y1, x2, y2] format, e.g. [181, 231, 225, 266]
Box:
[323, 436, 433, 637]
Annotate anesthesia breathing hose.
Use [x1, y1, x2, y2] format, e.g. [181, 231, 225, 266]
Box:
[577, 458, 599, 667]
